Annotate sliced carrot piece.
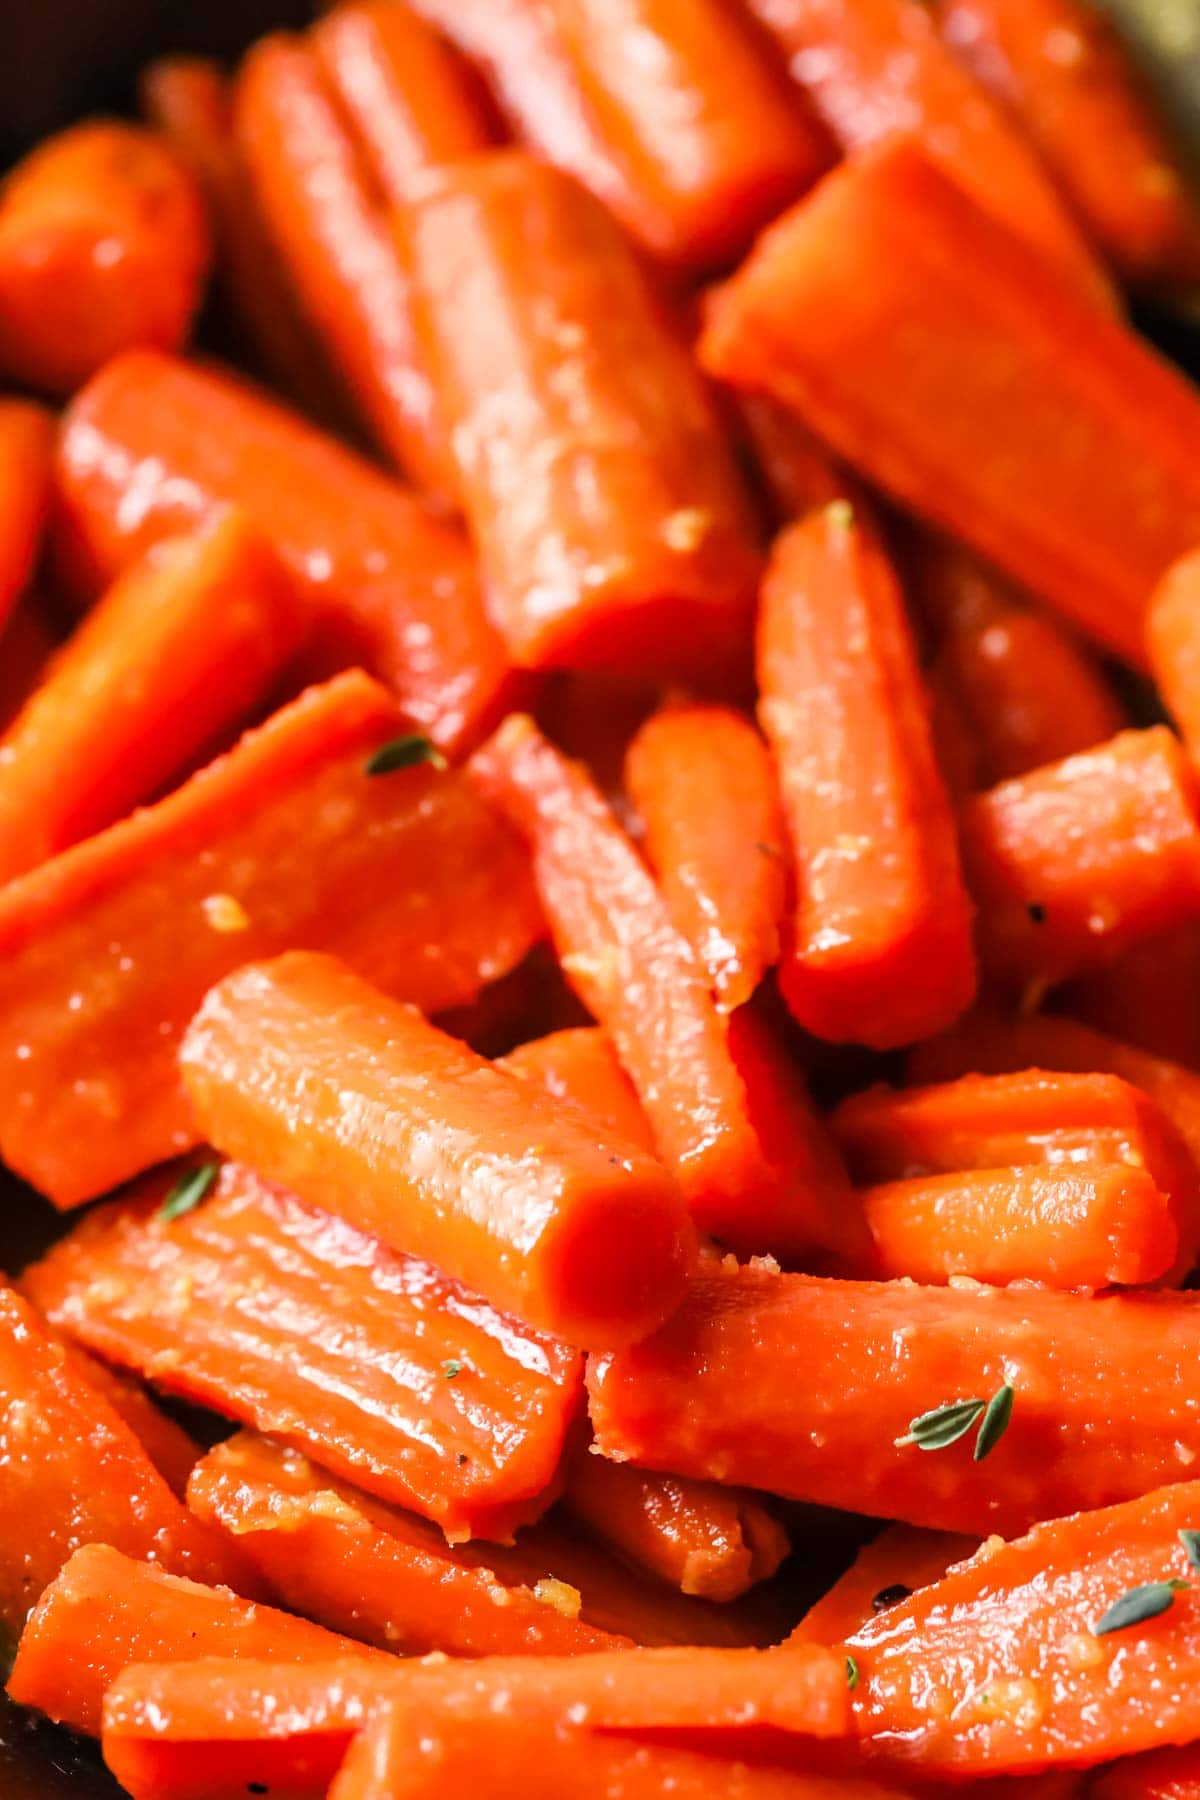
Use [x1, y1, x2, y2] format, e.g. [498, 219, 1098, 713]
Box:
[790, 1524, 976, 1646]
[71, 1351, 201, 1500]
[701, 143, 1200, 665]
[0, 670, 540, 1206]
[23, 1160, 583, 1543]
[1149, 549, 1200, 760]
[1091, 1744, 1200, 1799]
[0, 595, 56, 735]
[498, 1028, 657, 1156]
[0, 399, 54, 635]
[1063, 924, 1200, 1072]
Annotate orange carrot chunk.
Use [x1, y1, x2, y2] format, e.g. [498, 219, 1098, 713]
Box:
[0, 510, 305, 884]
[0, 671, 540, 1207]
[790, 1523, 977, 1646]
[0, 120, 210, 396]
[71, 1351, 202, 1500]
[0, 596, 56, 734]
[0, 399, 54, 635]
[700, 143, 1200, 666]
[758, 505, 976, 1049]
[181, 950, 695, 1349]
[57, 350, 510, 752]
[624, 705, 787, 1012]
[587, 1261, 1200, 1535]
[497, 1028, 658, 1156]
[400, 151, 761, 677]
[1149, 550, 1200, 761]
[473, 713, 860, 1261]
[23, 1161, 582, 1544]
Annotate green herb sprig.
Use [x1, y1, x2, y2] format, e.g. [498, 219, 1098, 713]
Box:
[159, 1161, 219, 1223]
[365, 735, 448, 776]
[896, 1384, 1014, 1461]
[1092, 1579, 1190, 1637]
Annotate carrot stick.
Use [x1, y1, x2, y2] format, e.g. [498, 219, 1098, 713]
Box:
[734, 394, 851, 523]
[68, 1351, 201, 1500]
[472, 713, 859, 1260]
[0, 121, 210, 397]
[0, 595, 56, 734]
[0, 399, 54, 635]
[497, 1028, 657, 1155]
[587, 1260, 1200, 1535]
[56, 350, 512, 751]
[937, 0, 1200, 291]
[700, 142, 1200, 666]
[1063, 925, 1200, 1072]
[959, 727, 1200, 991]
[790, 1524, 977, 1646]
[624, 705, 787, 1012]
[0, 510, 305, 883]
[180, 950, 695, 1348]
[1149, 550, 1200, 760]
[845, 1479, 1200, 1777]
[234, 35, 453, 497]
[399, 151, 761, 676]
[0, 670, 540, 1206]
[1091, 1745, 1200, 1800]
[312, 2, 496, 206]
[22, 1160, 583, 1543]
[757, 504, 976, 1049]
[7, 1545, 382, 1738]
[564, 1447, 788, 1602]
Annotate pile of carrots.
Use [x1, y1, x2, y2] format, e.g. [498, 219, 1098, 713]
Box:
[5, 0, 1200, 1795]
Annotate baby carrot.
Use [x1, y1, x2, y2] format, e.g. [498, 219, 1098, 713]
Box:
[472, 713, 859, 1261]
[790, 1524, 977, 1646]
[181, 950, 696, 1348]
[701, 143, 1200, 666]
[497, 1028, 657, 1155]
[0, 510, 305, 884]
[0, 121, 210, 396]
[57, 350, 511, 752]
[400, 151, 761, 676]
[1063, 924, 1200, 1072]
[0, 399, 54, 634]
[758, 504, 976, 1049]
[0, 596, 55, 735]
[0, 671, 540, 1206]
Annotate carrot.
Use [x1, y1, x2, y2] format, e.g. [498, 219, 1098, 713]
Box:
[56, 350, 512, 751]
[234, 36, 453, 497]
[0, 595, 56, 734]
[0, 121, 210, 396]
[937, 0, 1200, 291]
[0, 399, 54, 635]
[960, 728, 1200, 991]
[734, 394, 851, 523]
[22, 1160, 583, 1543]
[472, 712, 860, 1260]
[624, 705, 787, 1012]
[71, 1352, 201, 1500]
[0, 670, 540, 1207]
[1063, 925, 1200, 1072]
[757, 504, 976, 1049]
[790, 1524, 977, 1646]
[564, 1447, 788, 1602]
[587, 1260, 1200, 1535]
[313, 2, 496, 206]
[400, 151, 761, 677]
[738, 0, 1109, 305]
[7, 1545, 382, 1739]
[845, 1480, 1200, 1777]
[0, 510, 305, 884]
[700, 143, 1200, 667]
[497, 1027, 657, 1156]
[1149, 550, 1200, 761]
[1091, 1745, 1200, 1799]
[181, 950, 695, 1348]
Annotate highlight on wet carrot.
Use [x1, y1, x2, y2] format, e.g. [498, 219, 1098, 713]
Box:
[181, 950, 696, 1348]
[497, 1027, 657, 1156]
[473, 712, 861, 1261]
[0, 509, 305, 885]
[400, 150, 761, 676]
[701, 142, 1200, 666]
[757, 503, 976, 1049]
[790, 1523, 977, 1646]
[1062, 924, 1200, 1072]
[23, 1160, 583, 1544]
[587, 1260, 1200, 1536]
[0, 670, 540, 1206]
[0, 398, 54, 634]
[0, 594, 56, 735]
[936, 0, 1200, 292]
[0, 121, 210, 396]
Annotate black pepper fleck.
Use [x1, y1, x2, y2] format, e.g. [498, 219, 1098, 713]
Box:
[871, 1583, 912, 1613]
[1027, 903, 1047, 925]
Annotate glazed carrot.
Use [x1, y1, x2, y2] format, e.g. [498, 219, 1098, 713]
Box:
[473, 713, 860, 1260]
[57, 351, 511, 751]
[498, 1028, 656, 1155]
[700, 143, 1200, 666]
[1149, 550, 1200, 761]
[7, 1546, 382, 1738]
[564, 1448, 789, 1602]
[937, 0, 1200, 291]
[313, 2, 495, 206]
[0, 1285, 253, 1636]
[72, 1353, 201, 1500]
[235, 36, 452, 496]
[790, 1524, 977, 1646]
[24, 1161, 583, 1542]
[0, 511, 305, 884]
[1063, 925, 1200, 1071]
[1091, 1744, 1200, 1799]
[400, 152, 761, 676]
[0, 122, 209, 396]
[587, 1261, 1200, 1535]
[960, 728, 1200, 990]
[0, 400, 53, 634]
[738, 0, 1109, 304]
[0, 671, 539, 1206]
[0, 595, 56, 734]
[845, 1481, 1200, 1777]
[758, 505, 976, 1049]
[181, 951, 695, 1348]
[734, 394, 850, 523]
